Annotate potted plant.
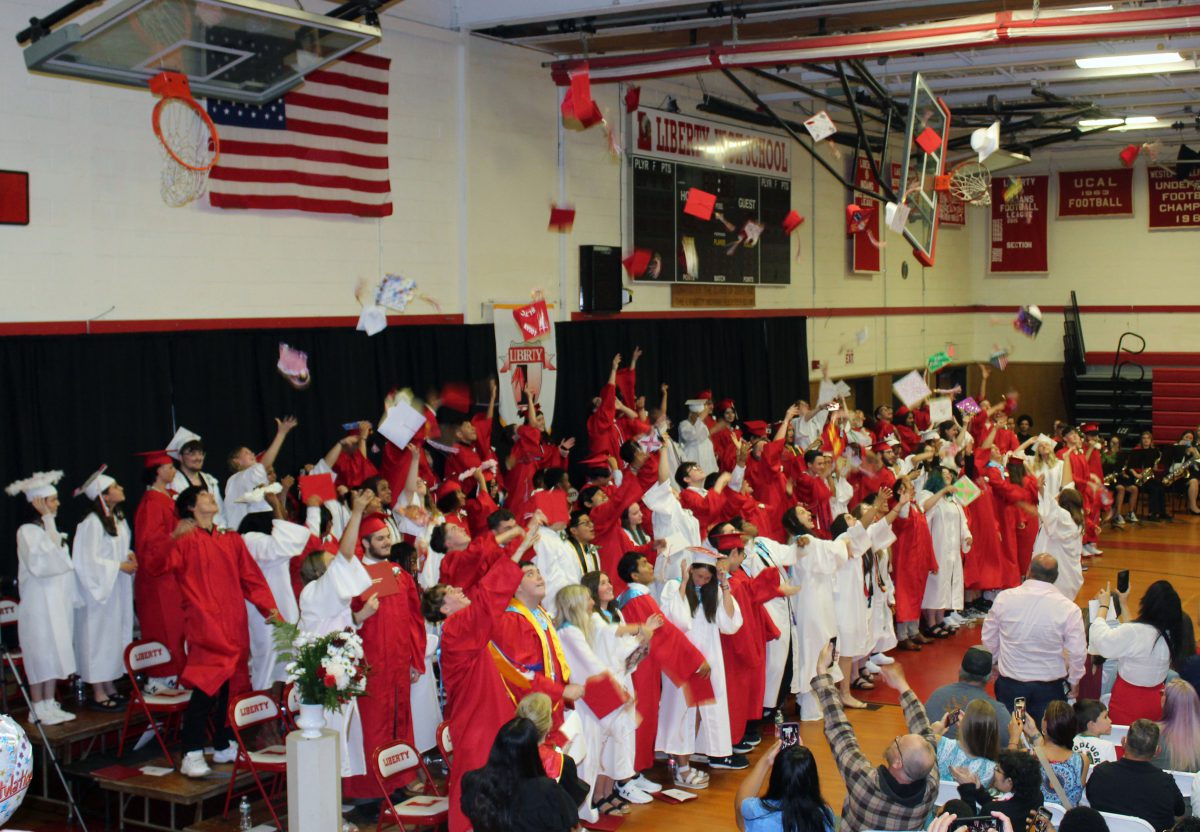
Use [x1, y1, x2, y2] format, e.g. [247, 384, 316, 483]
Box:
[274, 624, 369, 738]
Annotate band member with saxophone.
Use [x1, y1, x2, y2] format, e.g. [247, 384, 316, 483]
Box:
[1102, 435, 1137, 527]
[1128, 432, 1169, 522]
[1167, 430, 1200, 515]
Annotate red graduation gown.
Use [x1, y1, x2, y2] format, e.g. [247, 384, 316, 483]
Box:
[679, 487, 727, 536]
[963, 480, 1005, 591]
[983, 467, 1033, 589]
[747, 440, 789, 513]
[891, 507, 937, 622]
[847, 467, 896, 512]
[441, 558, 524, 832]
[722, 570, 781, 741]
[343, 563, 426, 798]
[133, 490, 186, 676]
[167, 527, 276, 697]
[794, 473, 833, 539]
[333, 450, 378, 490]
[711, 427, 740, 473]
[490, 606, 569, 743]
[439, 534, 510, 592]
[589, 475, 647, 592]
[618, 587, 707, 772]
[586, 383, 625, 461]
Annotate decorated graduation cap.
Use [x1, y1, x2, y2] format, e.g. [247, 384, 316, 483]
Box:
[1013, 305, 1043, 337]
[235, 481, 282, 505]
[5, 470, 63, 502]
[689, 548, 720, 567]
[712, 532, 744, 554]
[622, 248, 652, 279]
[561, 67, 603, 131]
[782, 210, 805, 234]
[136, 450, 174, 469]
[74, 465, 115, 502]
[166, 426, 202, 460]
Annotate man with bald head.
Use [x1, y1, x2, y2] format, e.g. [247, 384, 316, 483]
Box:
[982, 553, 1087, 723]
[811, 644, 938, 832]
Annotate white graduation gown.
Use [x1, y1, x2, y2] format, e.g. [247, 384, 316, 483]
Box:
[831, 524, 873, 660]
[642, 480, 702, 594]
[410, 623, 442, 752]
[531, 528, 588, 619]
[298, 554, 372, 777]
[1035, 491, 1084, 601]
[73, 513, 134, 684]
[743, 537, 797, 709]
[589, 612, 641, 780]
[679, 419, 718, 476]
[655, 579, 742, 758]
[243, 519, 309, 690]
[16, 519, 77, 684]
[787, 536, 847, 696]
[921, 494, 971, 610]
[224, 463, 269, 534]
[170, 469, 226, 528]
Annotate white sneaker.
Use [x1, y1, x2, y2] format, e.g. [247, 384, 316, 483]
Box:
[870, 652, 895, 665]
[47, 701, 76, 722]
[211, 741, 239, 764]
[616, 782, 653, 804]
[863, 660, 882, 674]
[32, 701, 63, 725]
[1128, 512, 1139, 524]
[630, 774, 662, 793]
[945, 612, 966, 625]
[180, 751, 211, 778]
[1113, 515, 1126, 527]
[1082, 543, 1098, 556]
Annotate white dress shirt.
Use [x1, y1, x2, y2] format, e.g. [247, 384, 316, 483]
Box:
[1088, 619, 1172, 687]
[981, 579, 1086, 685]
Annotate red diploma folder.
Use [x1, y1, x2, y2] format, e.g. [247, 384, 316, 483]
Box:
[533, 490, 570, 526]
[682, 672, 716, 707]
[582, 673, 630, 720]
[360, 561, 400, 600]
[299, 473, 337, 504]
[92, 764, 144, 781]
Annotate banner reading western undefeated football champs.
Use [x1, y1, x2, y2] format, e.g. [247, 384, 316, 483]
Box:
[493, 303, 558, 429]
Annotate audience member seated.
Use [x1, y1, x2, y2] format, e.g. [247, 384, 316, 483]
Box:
[1088, 581, 1184, 724]
[982, 555, 1086, 724]
[734, 739, 835, 832]
[1085, 718, 1185, 832]
[1018, 700, 1089, 807]
[952, 748, 1044, 827]
[1172, 613, 1200, 693]
[1072, 699, 1117, 766]
[1151, 679, 1200, 773]
[1058, 807, 1110, 832]
[812, 645, 938, 832]
[934, 700, 999, 784]
[461, 717, 580, 832]
[925, 646, 1012, 747]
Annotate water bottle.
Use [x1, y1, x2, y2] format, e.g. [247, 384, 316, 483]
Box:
[773, 708, 784, 736]
[73, 677, 86, 706]
[238, 795, 252, 831]
[667, 757, 678, 783]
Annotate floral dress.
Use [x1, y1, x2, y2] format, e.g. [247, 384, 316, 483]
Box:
[1039, 751, 1085, 806]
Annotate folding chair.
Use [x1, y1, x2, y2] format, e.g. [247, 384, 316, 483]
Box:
[435, 721, 453, 769]
[0, 598, 22, 712]
[1096, 812, 1155, 832]
[279, 682, 301, 731]
[118, 640, 192, 764]
[1166, 768, 1194, 799]
[372, 740, 449, 832]
[223, 691, 288, 832]
[1044, 803, 1067, 826]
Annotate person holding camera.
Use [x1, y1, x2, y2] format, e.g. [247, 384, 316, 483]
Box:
[733, 738, 835, 832]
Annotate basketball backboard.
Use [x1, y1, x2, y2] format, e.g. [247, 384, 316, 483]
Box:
[898, 73, 951, 267]
[21, 0, 380, 105]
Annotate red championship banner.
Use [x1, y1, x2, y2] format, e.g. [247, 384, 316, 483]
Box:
[851, 154, 881, 273]
[1057, 168, 1133, 217]
[989, 175, 1048, 273]
[940, 190, 965, 227]
[1148, 165, 1200, 230]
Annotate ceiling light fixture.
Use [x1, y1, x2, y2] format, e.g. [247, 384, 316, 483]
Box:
[1076, 51, 1183, 68]
[1078, 118, 1124, 126]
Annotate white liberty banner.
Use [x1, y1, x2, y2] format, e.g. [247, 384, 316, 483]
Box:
[492, 303, 559, 430]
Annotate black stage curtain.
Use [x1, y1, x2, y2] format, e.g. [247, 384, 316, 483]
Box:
[0, 315, 806, 582]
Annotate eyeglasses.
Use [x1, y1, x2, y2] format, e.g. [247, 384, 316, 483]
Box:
[890, 737, 905, 770]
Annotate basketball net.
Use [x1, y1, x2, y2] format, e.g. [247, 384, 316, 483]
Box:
[936, 160, 992, 206]
[150, 72, 219, 207]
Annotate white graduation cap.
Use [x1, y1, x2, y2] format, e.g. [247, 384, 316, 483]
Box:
[971, 121, 1001, 164]
[74, 465, 115, 502]
[687, 548, 719, 567]
[919, 429, 939, 441]
[166, 426, 202, 460]
[357, 304, 387, 337]
[885, 201, 911, 233]
[378, 400, 428, 449]
[235, 481, 283, 505]
[5, 470, 64, 502]
[685, 399, 706, 413]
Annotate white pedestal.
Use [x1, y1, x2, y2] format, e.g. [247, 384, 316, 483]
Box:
[287, 728, 342, 832]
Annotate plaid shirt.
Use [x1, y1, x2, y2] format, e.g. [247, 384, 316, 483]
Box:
[813, 673, 938, 832]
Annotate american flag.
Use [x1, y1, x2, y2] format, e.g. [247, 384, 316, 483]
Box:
[206, 52, 392, 218]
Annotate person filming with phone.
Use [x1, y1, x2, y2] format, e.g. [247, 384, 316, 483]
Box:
[733, 735, 835, 832]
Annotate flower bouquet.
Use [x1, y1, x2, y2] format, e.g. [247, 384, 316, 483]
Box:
[274, 624, 369, 711]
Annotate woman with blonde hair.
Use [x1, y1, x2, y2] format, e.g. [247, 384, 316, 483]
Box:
[1153, 679, 1200, 772]
[555, 583, 658, 816]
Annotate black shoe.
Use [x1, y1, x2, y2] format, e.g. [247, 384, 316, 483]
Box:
[709, 754, 750, 770]
[742, 726, 762, 746]
[732, 741, 753, 754]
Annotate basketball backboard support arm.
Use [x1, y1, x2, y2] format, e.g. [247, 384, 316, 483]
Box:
[16, 0, 104, 44]
[836, 61, 897, 204]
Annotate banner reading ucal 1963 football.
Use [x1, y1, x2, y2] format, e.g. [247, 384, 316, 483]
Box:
[493, 303, 558, 429]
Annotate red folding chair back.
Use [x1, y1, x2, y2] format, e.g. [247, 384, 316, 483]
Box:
[372, 740, 448, 832]
[279, 681, 301, 730]
[0, 598, 22, 711]
[118, 640, 192, 764]
[435, 721, 452, 769]
[223, 691, 288, 831]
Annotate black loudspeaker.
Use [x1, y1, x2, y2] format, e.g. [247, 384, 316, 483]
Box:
[579, 245, 623, 313]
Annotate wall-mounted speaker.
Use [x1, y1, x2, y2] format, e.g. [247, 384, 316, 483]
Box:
[579, 245, 623, 313]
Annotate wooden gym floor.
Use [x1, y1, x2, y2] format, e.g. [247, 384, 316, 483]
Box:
[11, 514, 1200, 831]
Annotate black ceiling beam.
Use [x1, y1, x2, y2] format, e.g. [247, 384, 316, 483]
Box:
[836, 61, 896, 202]
[745, 67, 890, 125]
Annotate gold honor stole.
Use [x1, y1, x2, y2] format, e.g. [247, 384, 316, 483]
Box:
[488, 599, 571, 704]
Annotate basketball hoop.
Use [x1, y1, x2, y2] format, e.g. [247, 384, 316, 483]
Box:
[150, 72, 219, 207]
[937, 160, 992, 206]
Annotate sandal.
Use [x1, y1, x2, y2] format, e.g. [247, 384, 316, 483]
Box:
[89, 698, 122, 712]
[852, 675, 875, 690]
[673, 766, 709, 790]
[592, 794, 627, 816]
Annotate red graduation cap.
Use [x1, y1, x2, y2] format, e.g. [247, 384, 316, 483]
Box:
[622, 248, 652, 279]
[715, 398, 735, 413]
[713, 532, 744, 553]
[624, 85, 641, 114]
[533, 490, 570, 526]
[561, 68, 603, 130]
[782, 210, 805, 234]
[625, 418, 652, 437]
[582, 453, 610, 470]
[1080, 422, 1100, 433]
[1119, 144, 1141, 168]
[847, 203, 876, 234]
[683, 188, 717, 220]
[440, 383, 471, 415]
[548, 205, 575, 232]
[436, 480, 463, 500]
[299, 473, 337, 504]
[915, 126, 943, 155]
[359, 512, 390, 538]
[742, 420, 769, 438]
[694, 389, 713, 401]
[872, 440, 893, 453]
[135, 450, 174, 468]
